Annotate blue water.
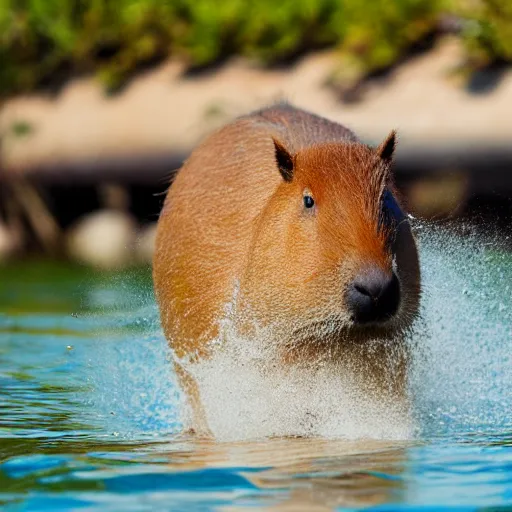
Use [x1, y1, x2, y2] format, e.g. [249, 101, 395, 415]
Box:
[0, 224, 511, 511]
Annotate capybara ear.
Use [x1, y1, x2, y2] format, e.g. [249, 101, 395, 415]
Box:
[273, 138, 294, 182]
[376, 130, 397, 164]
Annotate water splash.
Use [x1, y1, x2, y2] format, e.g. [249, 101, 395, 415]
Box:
[184, 310, 413, 441]
[83, 222, 512, 442]
[410, 222, 512, 437]
[79, 282, 186, 439]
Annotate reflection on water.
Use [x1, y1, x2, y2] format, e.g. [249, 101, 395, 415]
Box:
[0, 222, 511, 510]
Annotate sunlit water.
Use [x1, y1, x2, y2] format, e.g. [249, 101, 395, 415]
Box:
[0, 223, 511, 510]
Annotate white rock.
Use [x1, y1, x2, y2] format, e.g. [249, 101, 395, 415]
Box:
[66, 210, 137, 269]
[0, 221, 18, 262]
[135, 223, 157, 265]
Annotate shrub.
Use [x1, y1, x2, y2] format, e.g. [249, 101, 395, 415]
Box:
[0, 0, 509, 96]
[455, 0, 512, 66]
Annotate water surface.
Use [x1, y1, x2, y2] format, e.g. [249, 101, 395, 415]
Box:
[0, 225, 511, 510]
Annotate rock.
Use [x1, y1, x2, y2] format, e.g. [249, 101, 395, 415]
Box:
[66, 210, 137, 269]
[0, 221, 20, 262]
[135, 223, 157, 265]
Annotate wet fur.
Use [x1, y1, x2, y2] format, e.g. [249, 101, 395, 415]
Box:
[153, 104, 421, 433]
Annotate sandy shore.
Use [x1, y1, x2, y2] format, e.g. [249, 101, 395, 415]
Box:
[1, 37, 512, 181]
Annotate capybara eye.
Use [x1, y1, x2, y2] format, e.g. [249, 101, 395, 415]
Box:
[304, 195, 315, 209]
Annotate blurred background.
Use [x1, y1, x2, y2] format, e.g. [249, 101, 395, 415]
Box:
[0, 0, 511, 269]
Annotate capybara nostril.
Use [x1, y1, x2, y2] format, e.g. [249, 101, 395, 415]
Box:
[346, 267, 400, 324]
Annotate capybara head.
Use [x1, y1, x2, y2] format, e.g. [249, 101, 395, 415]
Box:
[240, 133, 421, 342]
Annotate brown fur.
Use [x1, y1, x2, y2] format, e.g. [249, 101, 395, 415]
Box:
[153, 104, 421, 433]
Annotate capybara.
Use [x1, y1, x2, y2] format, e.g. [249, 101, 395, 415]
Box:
[153, 104, 421, 434]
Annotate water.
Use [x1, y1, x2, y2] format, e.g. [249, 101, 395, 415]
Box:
[0, 224, 511, 510]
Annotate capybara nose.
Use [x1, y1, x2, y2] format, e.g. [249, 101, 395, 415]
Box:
[346, 267, 400, 324]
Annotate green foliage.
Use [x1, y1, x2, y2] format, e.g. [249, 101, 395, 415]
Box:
[10, 120, 34, 137]
[0, 0, 510, 96]
[455, 0, 512, 65]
